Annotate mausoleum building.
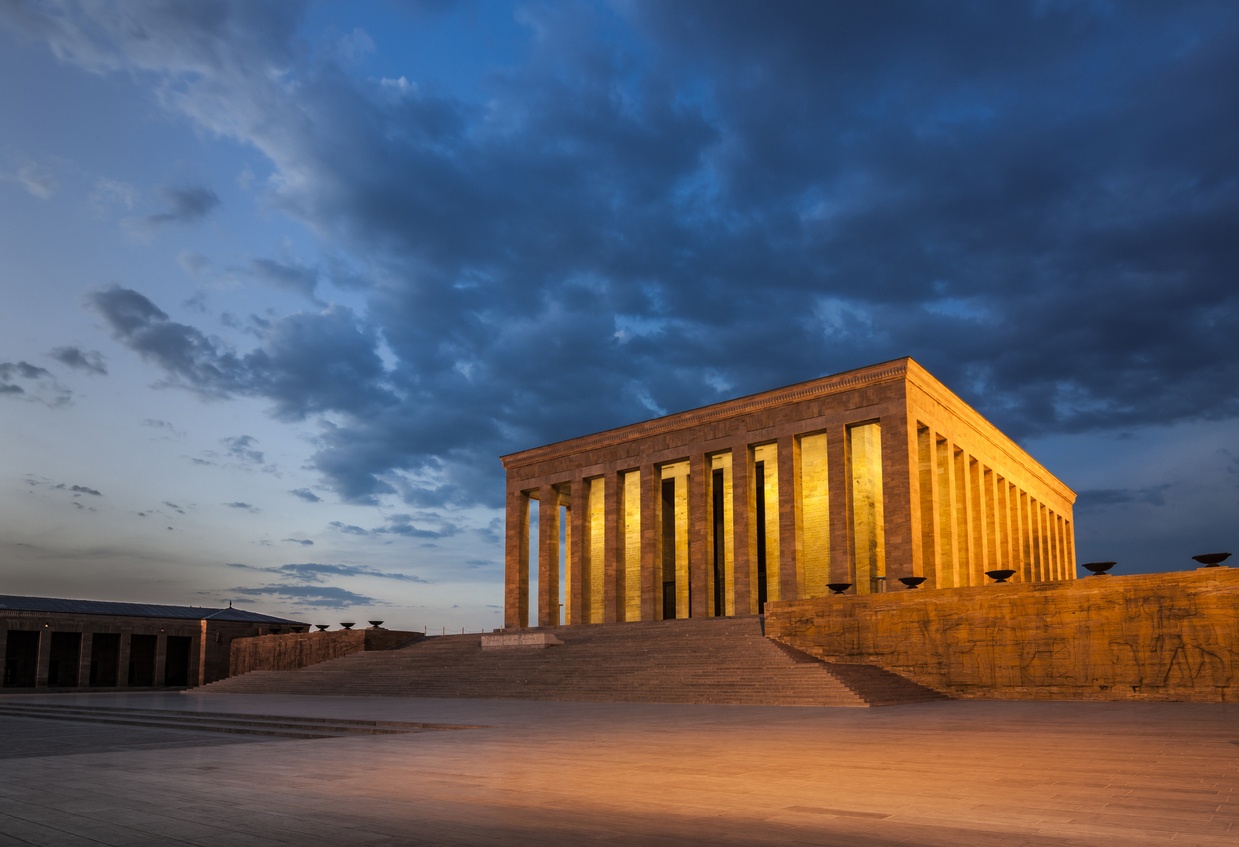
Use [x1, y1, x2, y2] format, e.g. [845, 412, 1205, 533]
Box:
[501, 357, 1076, 628]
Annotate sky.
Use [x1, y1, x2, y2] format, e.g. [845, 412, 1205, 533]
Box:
[1, 1, 1236, 632]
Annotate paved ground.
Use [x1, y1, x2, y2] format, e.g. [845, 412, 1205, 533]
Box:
[0, 692, 1235, 846]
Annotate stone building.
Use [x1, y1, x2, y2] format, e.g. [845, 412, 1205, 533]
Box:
[501, 357, 1076, 628]
[0, 595, 306, 689]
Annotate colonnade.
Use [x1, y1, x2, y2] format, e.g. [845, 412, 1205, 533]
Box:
[502, 358, 1077, 629]
[0, 626, 194, 689]
[914, 424, 1074, 588]
[506, 421, 910, 629]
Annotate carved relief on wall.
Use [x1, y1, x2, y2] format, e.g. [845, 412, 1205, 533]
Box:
[766, 570, 1238, 702]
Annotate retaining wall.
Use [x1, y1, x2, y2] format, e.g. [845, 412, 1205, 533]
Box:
[765, 568, 1238, 702]
[230, 629, 422, 677]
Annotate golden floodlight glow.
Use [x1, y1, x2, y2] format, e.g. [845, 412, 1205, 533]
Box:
[501, 358, 1076, 629]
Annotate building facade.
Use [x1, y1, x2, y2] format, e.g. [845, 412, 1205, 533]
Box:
[0, 596, 307, 689]
[501, 357, 1076, 629]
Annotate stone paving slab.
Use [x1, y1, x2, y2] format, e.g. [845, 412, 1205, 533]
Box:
[0, 691, 1235, 845]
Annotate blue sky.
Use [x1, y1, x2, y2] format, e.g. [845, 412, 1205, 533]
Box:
[1, 1, 1236, 631]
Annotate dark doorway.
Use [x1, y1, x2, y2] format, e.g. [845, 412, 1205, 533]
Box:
[712, 468, 725, 616]
[47, 632, 81, 687]
[755, 460, 768, 612]
[3, 630, 39, 687]
[128, 634, 157, 686]
[90, 632, 120, 686]
[661, 477, 677, 620]
[164, 636, 192, 687]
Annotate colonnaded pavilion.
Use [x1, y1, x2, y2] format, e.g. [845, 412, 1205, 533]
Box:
[501, 357, 1076, 629]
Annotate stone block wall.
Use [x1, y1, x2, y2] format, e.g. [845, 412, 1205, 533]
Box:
[765, 568, 1239, 702]
[229, 629, 422, 677]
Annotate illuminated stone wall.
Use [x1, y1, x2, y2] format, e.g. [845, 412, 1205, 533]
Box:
[501, 358, 1076, 629]
[765, 569, 1239, 702]
[230, 629, 422, 677]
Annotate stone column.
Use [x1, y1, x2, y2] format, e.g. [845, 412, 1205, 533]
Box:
[568, 476, 589, 624]
[882, 412, 915, 585]
[35, 625, 52, 688]
[116, 630, 131, 687]
[154, 633, 167, 687]
[187, 633, 202, 689]
[639, 464, 660, 621]
[1026, 496, 1040, 582]
[77, 630, 93, 688]
[827, 426, 852, 587]
[730, 443, 755, 615]
[688, 453, 709, 618]
[602, 470, 623, 623]
[1039, 504, 1051, 582]
[537, 484, 561, 628]
[918, 426, 940, 588]
[777, 434, 800, 602]
[504, 489, 531, 629]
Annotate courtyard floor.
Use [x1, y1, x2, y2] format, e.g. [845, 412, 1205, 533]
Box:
[0, 692, 1235, 846]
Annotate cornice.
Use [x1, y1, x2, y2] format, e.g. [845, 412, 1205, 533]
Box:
[501, 358, 911, 470]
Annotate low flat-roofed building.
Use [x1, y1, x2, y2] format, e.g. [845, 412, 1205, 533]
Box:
[501, 357, 1076, 628]
[0, 595, 307, 689]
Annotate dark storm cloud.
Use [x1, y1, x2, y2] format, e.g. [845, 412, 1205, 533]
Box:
[0, 360, 71, 405]
[142, 185, 220, 228]
[23, 476, 103, 498]
[272, 562, 427, 583]
[229, 584, 377, 609]
[226, 560, 425, 587]
[89, 285, 395, 421]
[221, 435, 264, 466]
[249, 258, 319, 300]
[36, 2, 1239, 506]
[1076, 485, 1174, 511]
[49, 346, 107, 375]
[289, 487, 321, 503]
[326, 515, 458, 540]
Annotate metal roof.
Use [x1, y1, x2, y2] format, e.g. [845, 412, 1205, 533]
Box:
[0, 595, 306, 625]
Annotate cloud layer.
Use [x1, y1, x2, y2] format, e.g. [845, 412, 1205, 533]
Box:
[9, 0, 1239, 514]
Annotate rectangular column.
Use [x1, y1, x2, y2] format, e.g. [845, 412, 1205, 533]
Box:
[881, 413, 915, 585]
[639, 464, 660, 621]
[154, 634, 168, 687]
[827, 426, 852, 587]
[954, 448, 974, 586]
[504, 489, 531, 629]
[935, 436, 957, 588]
[537, 484, 561, 627]
[1065, 520, 1076, 577]
[116, 631, 131, 688]
[731, 443, 755, 614]
[35, 626, 52, 688]
[777, 434, 800, 602]
[916, 426, 938, 587]
[77, 629, 93, 688]
[688, 453, 710, 618]
[603, 470, 622, 623]
[568, 477, 589, 624]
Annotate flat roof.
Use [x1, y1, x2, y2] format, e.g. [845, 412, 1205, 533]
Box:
[0, 595, 306, 625]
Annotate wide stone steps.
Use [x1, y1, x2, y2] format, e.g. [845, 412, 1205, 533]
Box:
[0, 701, 477, 738]
[201, 617, 946, 707]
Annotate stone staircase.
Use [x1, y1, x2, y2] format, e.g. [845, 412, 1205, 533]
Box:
[0, 701, 479, 738]
[201, 617, 946, 707]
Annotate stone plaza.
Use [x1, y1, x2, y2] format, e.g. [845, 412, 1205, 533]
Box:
[0, 691, 1235, 846]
